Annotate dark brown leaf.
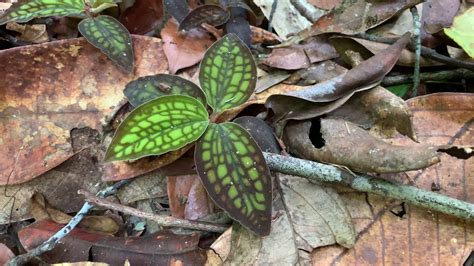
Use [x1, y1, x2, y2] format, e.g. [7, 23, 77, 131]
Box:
[18, 220, 206, 265]
[120, 0, 163, 35]
[179, 4, 229, 31]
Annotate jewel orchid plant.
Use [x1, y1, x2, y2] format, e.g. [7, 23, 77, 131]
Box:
[105, 34, 272, 236]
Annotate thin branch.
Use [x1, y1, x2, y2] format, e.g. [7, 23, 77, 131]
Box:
[410, 6, 421, 96]
[6, 180, 131, 266]
[382, 68, 474, 86]
[353, 33, 474, 71]
[79, 190, 228, 233]
[263, 152, 474, 220]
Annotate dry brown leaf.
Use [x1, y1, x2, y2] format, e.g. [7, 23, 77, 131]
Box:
[284, 119, 439, 173]
[262, 36, 338, 70]
[30, 193, 119, 234]
[266, 33, 410, 122]
[161, 19, 213, 74]
[6, 22, 48, 43]
[327, 86, 417, 140]
[295, 0, 422, 41]
[311, 93, 474, 264]
[0, 36, 167, 186]
[331, 36, 443, 67]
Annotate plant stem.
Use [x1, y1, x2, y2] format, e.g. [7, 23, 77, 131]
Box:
[263, 152, 474, 220]
[410, 6, 421, 96]
[6, 180, 131, 266]
[382, 68, 474, 86]
[79, 190, 228, 233]
[353, 33, 474, 71]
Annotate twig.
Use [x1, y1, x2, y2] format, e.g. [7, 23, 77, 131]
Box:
[263, 152, 474, 220]
[79, 190, 228, 233]
[410, 6, 421, 96]
[7, 180, 131, 266]
[353, 33, 474, 71]
[382, 68, 474, 86]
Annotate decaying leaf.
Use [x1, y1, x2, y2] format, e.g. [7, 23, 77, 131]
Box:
[161, 19, 214, 74]
[5, 22, 49, 43]
[0, 36, 167, 186]
[327, 86, 417, 140]
[30, 193, 120, 234]
[312, 93, 474, 264]
[253, 0, 315, 39]
[18, 220, 206, 264]
[289, 0, 422, 44]
[266, 33, 410, 122]
[284, 119, 439, 173]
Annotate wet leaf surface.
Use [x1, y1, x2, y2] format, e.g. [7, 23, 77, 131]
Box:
[18, 220, 206, 264]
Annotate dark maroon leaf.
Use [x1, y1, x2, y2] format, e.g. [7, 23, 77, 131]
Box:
[179, 4, 230, 31]
[18, 220, 206, 265]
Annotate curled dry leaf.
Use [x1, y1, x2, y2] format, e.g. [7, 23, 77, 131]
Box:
[331, 36, 443, 67]
[290, 0, 422, 44]
[266, 33, 410, 122]
[18, 220, 206, 265]
[327, 86, 417, 140]
[312, 93, 474, 264]
[161, 19, 214, 74]
[0, 36, 168, 186]
[284, 119, 439, 173]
